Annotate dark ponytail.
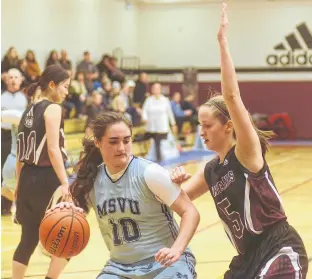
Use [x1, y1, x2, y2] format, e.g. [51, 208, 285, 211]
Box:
[70, 138, 103, 213]
[23, 82, 39, 98]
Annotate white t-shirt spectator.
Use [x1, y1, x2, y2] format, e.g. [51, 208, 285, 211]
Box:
[1, 91, 28, 130]
[142, 95, 176, 133]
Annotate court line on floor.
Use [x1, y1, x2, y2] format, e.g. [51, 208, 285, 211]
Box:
[2, 246, 17, 252]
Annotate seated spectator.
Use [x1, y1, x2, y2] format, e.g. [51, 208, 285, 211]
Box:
[76, 51, 99, 93]
[96, 54, 111, 77]
[93, 73, 110, 91]
[126, 80, 136, 99]
[96, 79, 112, 108]
[110, 81, 124, 112]
[18, 59, 32, 88]
[181, 94, 198, 132]
[63, 71, 88, 118]
[181, 94, 197, 115]
[133, 72, 148, 108]
[1, 47, 19, 91]
[25, 50, 41, 82]
[170, 92, 194, 134]
[46, 50, 61, 68]
[120, 81, 141, 126]
[108, 57, 125, 83]
[59, 50, 72, 72]
[85, 92, 105, 135]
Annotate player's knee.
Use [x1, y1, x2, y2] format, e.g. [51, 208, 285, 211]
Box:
[13, 226, 39, 265]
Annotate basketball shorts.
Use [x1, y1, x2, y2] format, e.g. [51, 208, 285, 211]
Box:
[97, 252, 197, 279]
[15, 164, 60, 226]
[223, 221, 308, 279]
[2, 154, 17, 191]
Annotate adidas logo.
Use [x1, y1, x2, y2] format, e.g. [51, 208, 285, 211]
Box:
[266, 22, 312, 66]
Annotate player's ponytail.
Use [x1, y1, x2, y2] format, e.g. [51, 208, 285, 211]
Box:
[70, 138, 103, 213]
[23, 82, 39, 98]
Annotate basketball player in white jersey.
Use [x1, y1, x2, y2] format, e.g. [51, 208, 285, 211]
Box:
[55, 111, 200, 278]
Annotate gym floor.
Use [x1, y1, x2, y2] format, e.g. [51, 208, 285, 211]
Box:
[1, 146, 311, 279]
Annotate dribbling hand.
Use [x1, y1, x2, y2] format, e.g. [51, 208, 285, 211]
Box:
[155, 247, 182, 267]
[217, 2, 229, 42]
[170, 166, 191, 185]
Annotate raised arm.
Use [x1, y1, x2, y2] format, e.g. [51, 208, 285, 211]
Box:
[218, 2, 264, 172]
[144, 163, 200, 266]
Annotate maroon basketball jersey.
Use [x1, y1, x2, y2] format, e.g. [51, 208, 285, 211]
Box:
[204, 146, 286, 255]
[17, 100, 67, 167]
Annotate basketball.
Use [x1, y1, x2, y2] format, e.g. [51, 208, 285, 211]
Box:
[39, 207, 90, 258]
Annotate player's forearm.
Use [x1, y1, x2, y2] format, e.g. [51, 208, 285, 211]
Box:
[48, 147, 68, 185]
[218, 39, 240, 100]
[171, 207, 200, 253]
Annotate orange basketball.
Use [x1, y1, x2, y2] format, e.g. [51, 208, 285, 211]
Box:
[39, 207, 90, 258]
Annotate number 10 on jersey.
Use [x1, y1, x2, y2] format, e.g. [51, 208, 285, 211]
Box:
[109, 217, 141, 246]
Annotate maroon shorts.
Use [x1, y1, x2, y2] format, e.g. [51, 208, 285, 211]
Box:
[223, 221, 308, 279]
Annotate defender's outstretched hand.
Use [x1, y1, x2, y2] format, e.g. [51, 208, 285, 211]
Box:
[217, 2, 229, 41]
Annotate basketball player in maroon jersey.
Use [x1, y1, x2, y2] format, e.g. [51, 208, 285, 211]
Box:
[13, 65, 71, 279]
[171, 3, 308, 278]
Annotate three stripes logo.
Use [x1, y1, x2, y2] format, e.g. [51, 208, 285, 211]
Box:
[266, 22, 312, 66]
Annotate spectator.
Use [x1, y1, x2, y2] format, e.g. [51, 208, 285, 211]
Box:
[59, 50, 72, 72]
[1, 47, 19, 73]
[25, 50, 41, 82]
[85, 92, 104, 135]
[110, 81, 124, 112]
[93, 73, 109, 92]
[18, 59, 32, 89]
[181, 94, 198, 132]
[64, 71, 88, 118]
[133, 72, 148, 107]
[1, 68, 28, 215]
[126, 79, 136, 99]
[96, 54, 111, 77]
[76, 51, 99, 93]
[171, 92, 194, 134]
[96, 79, 112, 108]
[108, 56, 125, 83]
[1, 47, 19, 91]
[120, 81, 141, 126]
[46, 50, 61, 68]
[142, 83, 177, 162]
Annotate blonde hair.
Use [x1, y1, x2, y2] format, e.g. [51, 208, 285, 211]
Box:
[202, 94, 275, 156]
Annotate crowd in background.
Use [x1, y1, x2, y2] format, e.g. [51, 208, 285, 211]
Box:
[1, 46, 198, 134]
[1, 46, 199, 215]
